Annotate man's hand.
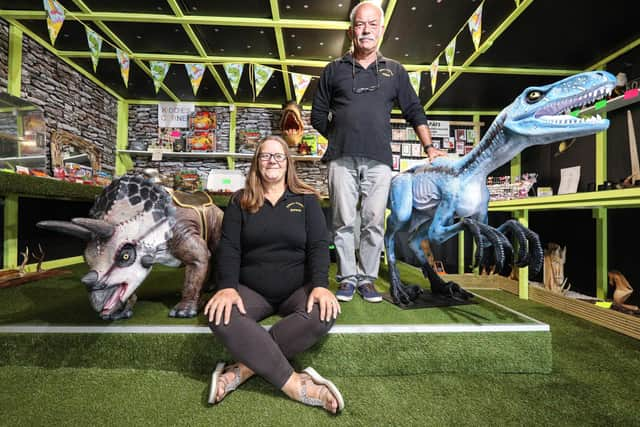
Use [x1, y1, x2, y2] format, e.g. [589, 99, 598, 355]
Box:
[426, 145, 447, 160]
[204, 288, 247, 326]
[307, 287, 341, 322]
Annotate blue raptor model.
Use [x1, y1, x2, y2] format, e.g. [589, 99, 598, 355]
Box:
[384, 71, 616, 305]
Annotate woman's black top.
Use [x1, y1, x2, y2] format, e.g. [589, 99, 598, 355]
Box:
[216, 189, 330, 304]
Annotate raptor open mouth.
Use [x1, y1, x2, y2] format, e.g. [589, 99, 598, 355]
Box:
[534, 83, 614, 126]
[100, 283, 128, 316]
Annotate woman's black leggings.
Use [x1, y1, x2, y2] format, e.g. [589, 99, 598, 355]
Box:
[209, 284, 335, 389]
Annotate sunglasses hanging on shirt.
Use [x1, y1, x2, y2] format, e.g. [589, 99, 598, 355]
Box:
[352, 57, 380, 94]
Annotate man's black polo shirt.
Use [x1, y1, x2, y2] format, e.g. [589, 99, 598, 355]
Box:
[311, 52, 429, 167]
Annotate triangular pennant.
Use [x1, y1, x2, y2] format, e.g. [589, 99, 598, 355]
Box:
[468, 2, 483, 51]
[149, 61, 170, 94]
[43, 0, 65, 46]
[116, 49, 130, 88]
[86, 28, 102, 72]
[444, 37, 456, 75]
[408, 71, 421, 97]
[185, 63, 206, 95]
[291, 72, 312, 104]
[430, 56, 439, 94]
[253, 64, 275, 99]
[223, 63, 244, 95]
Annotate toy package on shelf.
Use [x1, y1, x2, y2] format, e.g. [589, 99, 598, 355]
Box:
[189, 111, 216, 130]
[237, 129, 262, 153]
[187, 131, 215, 152]
[174, 169, 202, 191]
[487, 173, 538, 201]
[64, 162, 94, 184]
[206, 169, 245, 193]
[94, 170, 113, 187]
[298, 134, 318, 155]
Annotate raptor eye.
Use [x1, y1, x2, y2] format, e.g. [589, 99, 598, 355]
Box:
[117, 244, 136, 267]
[526, 90, 543, 104]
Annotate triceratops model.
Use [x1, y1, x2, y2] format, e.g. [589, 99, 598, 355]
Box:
[385, 71, 616, 305]
[38, 174, 223, 320]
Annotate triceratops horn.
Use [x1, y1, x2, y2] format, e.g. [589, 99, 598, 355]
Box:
[71, 218, 115, 239]
[37, 220, 93, 241]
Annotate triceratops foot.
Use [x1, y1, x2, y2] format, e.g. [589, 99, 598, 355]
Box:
[169, 300, 198, 318]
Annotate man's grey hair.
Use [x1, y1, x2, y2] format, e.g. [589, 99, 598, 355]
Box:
[349, 1, 385, 25]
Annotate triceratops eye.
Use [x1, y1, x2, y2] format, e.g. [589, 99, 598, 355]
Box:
[117, 243, 136, 267]
[526, 90, 543, 104]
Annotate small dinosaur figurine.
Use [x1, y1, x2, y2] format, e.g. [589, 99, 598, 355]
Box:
[385, 71, 616, 305]
[38, 174, 223, 320]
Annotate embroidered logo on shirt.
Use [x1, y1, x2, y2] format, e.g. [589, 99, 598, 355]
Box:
[286, 202, 304, 213]
[379, 68, 394, 78]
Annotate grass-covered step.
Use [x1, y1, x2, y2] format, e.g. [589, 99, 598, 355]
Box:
[0, 263, 552, 374]
[0, 327, 551, 376]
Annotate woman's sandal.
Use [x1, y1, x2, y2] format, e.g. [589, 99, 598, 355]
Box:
[300, 367, 344, 413]
[208, 362, 243, 405]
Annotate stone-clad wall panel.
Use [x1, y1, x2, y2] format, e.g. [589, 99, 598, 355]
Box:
[0, 20, 8, 91]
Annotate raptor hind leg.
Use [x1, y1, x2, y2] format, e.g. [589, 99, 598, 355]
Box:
[409, 224, 474, 301]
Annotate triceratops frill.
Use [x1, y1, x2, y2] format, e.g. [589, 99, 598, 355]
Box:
[38, 174, 223, 320]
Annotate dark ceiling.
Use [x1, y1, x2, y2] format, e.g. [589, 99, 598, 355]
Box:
[1, 0, 639, 114]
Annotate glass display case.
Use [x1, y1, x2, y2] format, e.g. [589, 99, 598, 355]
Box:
[0, 92, 46, 172]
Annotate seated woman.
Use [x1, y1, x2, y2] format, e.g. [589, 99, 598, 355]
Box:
[205, 135, 344, 414]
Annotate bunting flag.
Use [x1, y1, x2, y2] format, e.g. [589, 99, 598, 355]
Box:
[253, 64, 275, 99]
[86, 28, 103, 72]
[43, 0, 65, 46]
[185, 63, 206, 95]
[468, 2, 483, 51]
[291, 72, 312, 104]
[444, 38, 456, 75]
[430, 56, 439, 94]
[149, 61, 170, 93]
[116, 49, 130, 88]
[408, 71, 421, 97]
[223, 63, 244, 95]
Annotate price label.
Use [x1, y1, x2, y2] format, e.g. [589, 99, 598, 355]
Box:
[151, 149, 163, 161]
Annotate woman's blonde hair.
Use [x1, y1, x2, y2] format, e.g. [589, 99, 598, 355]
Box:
[239, 135, 319, 213]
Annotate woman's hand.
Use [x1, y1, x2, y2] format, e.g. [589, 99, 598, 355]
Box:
[307, 287, 341, 322]
[204, 288, 247, 326]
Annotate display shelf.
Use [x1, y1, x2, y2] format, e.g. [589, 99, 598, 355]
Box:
[118, 149, 322, 162]
[489, 187, 640, 211]
[580, 89, 640, 115]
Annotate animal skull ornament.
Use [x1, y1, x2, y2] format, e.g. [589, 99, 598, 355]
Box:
[38, 175, 223, 320]
[280, 100, 305, 148]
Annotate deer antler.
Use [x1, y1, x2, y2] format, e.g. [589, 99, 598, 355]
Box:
[33, 244, 45, 272]
[18, 247, 29, 276]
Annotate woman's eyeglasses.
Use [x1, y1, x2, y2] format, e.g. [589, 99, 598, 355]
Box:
[258, 152, 287, 162]
[352, 57, 380, 94]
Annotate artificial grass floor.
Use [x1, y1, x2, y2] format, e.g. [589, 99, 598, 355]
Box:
[1, 288, 638, 426]
[0, 263, 533, 326]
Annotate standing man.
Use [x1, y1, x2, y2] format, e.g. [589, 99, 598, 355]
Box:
[311, 1, 445, 303]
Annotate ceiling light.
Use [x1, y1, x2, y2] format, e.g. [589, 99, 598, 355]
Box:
[395, 36, 400, 41]
[136, 35, 142, 39]
[411, 6, 416, 11]
[404, 53, 409, 56]
[338, 3, 343, 7]
[319, 42, 324, 46]
[247, 45, 252, 49]
[427, 24, 432, 28]
[304, 4, 309, 8]
[220, 48, 225, 52]
[291, 34, 296, 38]
[286, 4, 291, 9]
